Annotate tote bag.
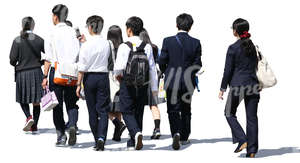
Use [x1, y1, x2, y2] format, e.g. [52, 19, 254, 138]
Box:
[41, 88, 59, 111]
[255, 46, 277, 89]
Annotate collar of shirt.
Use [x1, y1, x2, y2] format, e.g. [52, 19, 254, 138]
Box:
[56, 22, 67, 28]
[178, 30, 188, 33]
[127, 36, 142, 47]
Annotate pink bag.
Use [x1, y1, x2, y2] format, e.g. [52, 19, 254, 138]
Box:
[41, 88, 59, 111]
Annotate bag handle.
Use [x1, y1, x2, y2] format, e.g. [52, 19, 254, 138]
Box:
[255, 45, 262, 61]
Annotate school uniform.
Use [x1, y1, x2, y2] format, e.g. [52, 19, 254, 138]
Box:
[44, 23, 80, 134]
[220, 39, 260, 154]
[158, 32, 202, 141]
[114, 36, 158, 145]
[9, 31, 44, 129]
[78, 35, 111, 142]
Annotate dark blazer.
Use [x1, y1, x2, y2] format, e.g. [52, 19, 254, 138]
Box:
[158, 32, 202, 90]
[220, 39, 259, 91]
[9, 33, 44, 71]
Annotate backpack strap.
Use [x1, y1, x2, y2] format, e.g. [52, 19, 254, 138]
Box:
[125, 41, 133, 51]
[137, 41, 147, 52]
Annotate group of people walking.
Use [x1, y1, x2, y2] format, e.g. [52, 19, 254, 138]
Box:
[10, 4, 262, 158]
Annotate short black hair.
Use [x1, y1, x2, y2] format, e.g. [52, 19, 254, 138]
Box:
[52, 4, 68, 22]
[65, 20, 73, 27]
[86, 15, 104, 34]
[126, 16, 143, 36]
[176, 13, 194, 31]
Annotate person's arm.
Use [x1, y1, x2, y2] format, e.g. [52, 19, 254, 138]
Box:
[219, 46, 235, 100]
[41, 37, 54, 89]
[76, 71, 84, 98]
[158, 38, 169, 73]
[145, 44, 158, 93]
[9, 39, 19, 67]
[113, 43, 130, 82]
[192, 40, 202, 73]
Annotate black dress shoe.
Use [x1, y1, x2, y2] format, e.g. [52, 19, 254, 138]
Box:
[112, 123, 127, 142]
[234, 142, 247, 153]
[172, 133, 181, 150]
[246, 153, 255, 158]
[95, 139, 105, 151]
[150, 128, 161, 140]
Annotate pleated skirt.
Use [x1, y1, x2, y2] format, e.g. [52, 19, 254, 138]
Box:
[16, 68, 43, 104]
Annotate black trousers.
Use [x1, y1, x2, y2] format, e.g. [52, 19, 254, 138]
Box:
[119, 80, 147, 140]
[166, 88, 193, 141]
[225, 86, 260, 154]
[49, 68, 79, 133]
[83, 73, 110, 141]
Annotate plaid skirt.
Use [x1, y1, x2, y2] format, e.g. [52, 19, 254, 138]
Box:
[16, 68, 43, 104]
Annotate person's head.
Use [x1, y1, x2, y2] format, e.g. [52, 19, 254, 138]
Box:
[65, 20, 73, 27]
[139, 28, 152, 45]
[107, 25, 123, 49]
[86, 15, 104, 35]
[20, 16, 35, 39]
[232, 18, 255, 56]
[176, 13, 194, 32]
[125, 16, 143, 37]
[52, 4, 68, 25]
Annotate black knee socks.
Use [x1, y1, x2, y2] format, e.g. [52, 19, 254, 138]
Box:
[20, 103, 31, 118]
[112, 118, 121, 128]
[33, 105, 40, 126]
[154, 119, 160, 129]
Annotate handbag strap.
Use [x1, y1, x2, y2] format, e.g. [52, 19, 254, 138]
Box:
[255, 45, 262, 61]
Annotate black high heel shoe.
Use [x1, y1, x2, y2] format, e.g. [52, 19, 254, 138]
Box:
[234, 142, 247, 153]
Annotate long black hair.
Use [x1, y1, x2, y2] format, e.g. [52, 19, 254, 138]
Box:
[232, 18, 256, 56]
[107, 25, 123, 51]
[20, 17, 35, 39]
[139, 28, 159, 62]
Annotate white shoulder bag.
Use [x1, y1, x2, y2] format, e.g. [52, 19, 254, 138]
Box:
[255, 46, 277, 89]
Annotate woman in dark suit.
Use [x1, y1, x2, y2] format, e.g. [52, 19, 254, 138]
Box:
[9, 17, 44, 133]
[218, 18, 260, 158]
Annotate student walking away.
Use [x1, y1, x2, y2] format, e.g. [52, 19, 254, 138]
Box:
[158, 13, 202, 150]
[218, 18, 260, 158]
[114, 16, 158, 150]
[107, 25, 127, 142]
[64, 20, 82, 135]
[42, 4, 80, 147]
[9, 17, 44, 134]
[76, 15, 111, 151]
[139, 28, 162, 139]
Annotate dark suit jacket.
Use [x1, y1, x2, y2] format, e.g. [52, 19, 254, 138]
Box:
[220, 39, 259, 91]
[158, 32, 202, 91]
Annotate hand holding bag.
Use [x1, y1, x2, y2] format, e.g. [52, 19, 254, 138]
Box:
[41, 88, 59, 111]
[255, 46, 277, 89]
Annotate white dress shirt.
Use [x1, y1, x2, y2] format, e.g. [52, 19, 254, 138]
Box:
[43, 23, 80, 66]
[78, 35, 110, 72]
[114, 36, 158, 92]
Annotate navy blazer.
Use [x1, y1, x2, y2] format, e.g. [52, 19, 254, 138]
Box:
[158, 32, 202, 90]
[220, 39, 259, 91]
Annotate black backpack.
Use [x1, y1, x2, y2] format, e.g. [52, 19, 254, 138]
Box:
[123, 41, 150, 87]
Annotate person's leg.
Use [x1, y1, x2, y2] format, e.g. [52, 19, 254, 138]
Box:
[150, 105, 161, 128]
[245, 93, 260, 154]
[95, 74, 110, 142]
[49, 68, 66, 146]
[84, 75, 98, 142]
[32, 103, 40, 126]
[181, 101, 192, 141]
[225, 88, 247, 145]
[119, 81, 141, 148]
[20, 103, 31, 118]
[166, 89, 182, 137]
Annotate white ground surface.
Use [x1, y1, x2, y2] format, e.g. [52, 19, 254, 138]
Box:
[1, 0, 300, 163]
